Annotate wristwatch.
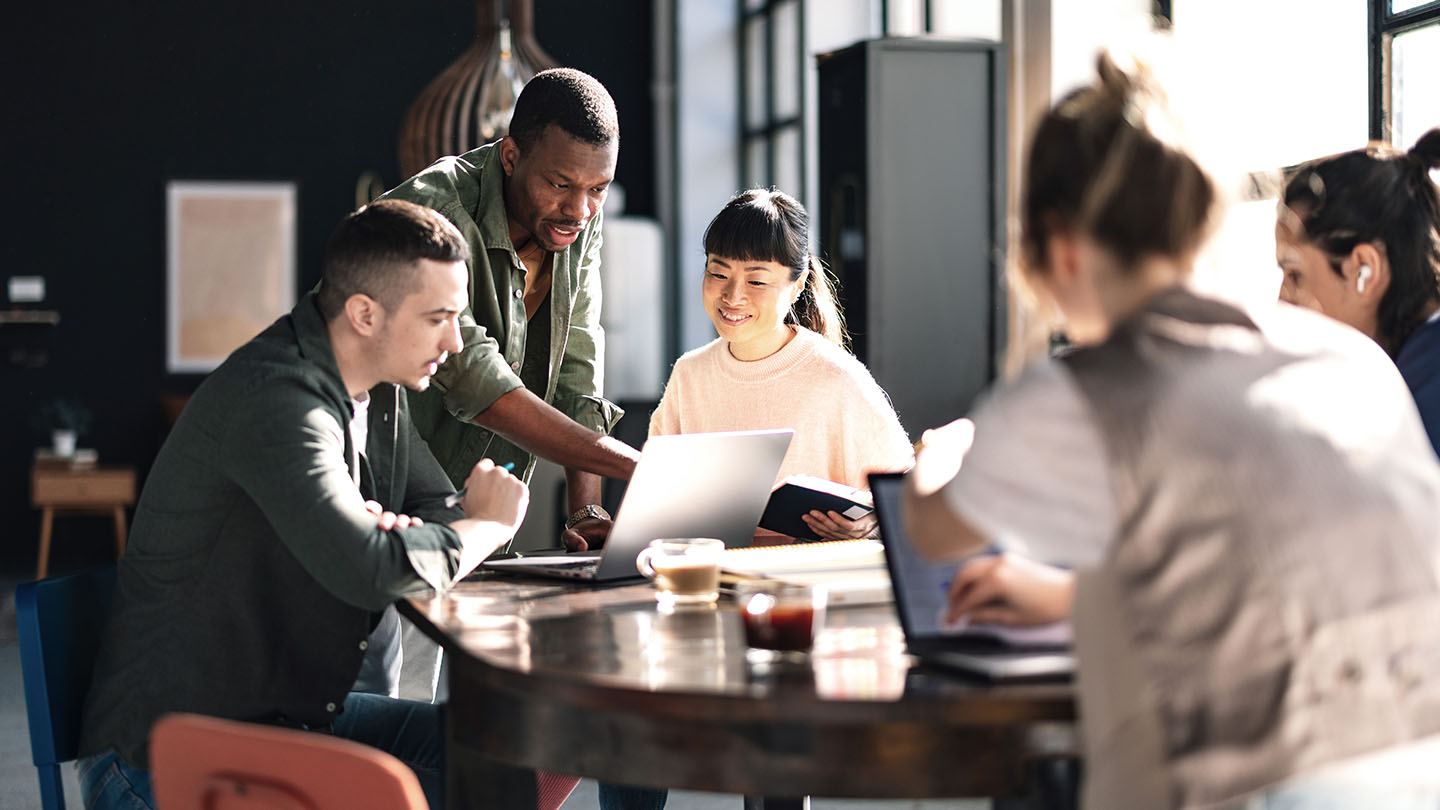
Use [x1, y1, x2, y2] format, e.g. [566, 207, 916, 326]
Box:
[564, 504, 612, 530]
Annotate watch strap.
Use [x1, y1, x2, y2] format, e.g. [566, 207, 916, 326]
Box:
[564, 504, 611, 530]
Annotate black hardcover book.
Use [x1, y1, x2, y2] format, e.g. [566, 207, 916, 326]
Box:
[757, 475, 874, 542]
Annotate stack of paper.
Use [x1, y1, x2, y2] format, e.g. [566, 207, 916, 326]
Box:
[720, 539, 892, 605]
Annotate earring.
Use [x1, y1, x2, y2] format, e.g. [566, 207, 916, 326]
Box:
[1357, 264, 1373, 294]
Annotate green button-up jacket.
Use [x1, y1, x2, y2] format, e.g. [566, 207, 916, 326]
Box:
[379, 143, 622, 484]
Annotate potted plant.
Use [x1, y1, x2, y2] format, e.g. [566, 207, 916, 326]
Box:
[35, 396, 94, 457]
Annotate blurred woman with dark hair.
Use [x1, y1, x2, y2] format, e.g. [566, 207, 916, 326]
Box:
[904, 53, 1440, 809]
[1277, 128, 1440, 455]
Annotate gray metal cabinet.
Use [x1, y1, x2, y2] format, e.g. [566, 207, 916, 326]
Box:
[819, 37, 1007, 437]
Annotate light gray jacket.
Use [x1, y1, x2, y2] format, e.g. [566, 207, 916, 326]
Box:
[1064, 288, 1440, 810]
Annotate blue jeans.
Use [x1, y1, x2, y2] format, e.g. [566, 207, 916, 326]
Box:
[598, 782, 668, 810]
[79, 692, 443, 810]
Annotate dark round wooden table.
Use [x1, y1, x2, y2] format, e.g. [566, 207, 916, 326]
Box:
[400, 577, 1078, 810]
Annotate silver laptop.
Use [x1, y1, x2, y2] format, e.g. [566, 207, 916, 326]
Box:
[869, 471, 1075, 682]
[483, 429, 794, 582]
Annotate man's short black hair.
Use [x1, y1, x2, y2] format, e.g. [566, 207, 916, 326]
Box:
[508, 68, 618, 154]
[317, 199, 469, 321]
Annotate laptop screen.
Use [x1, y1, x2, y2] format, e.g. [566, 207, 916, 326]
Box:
[869, 471, 1073, 649]
[484, 428, 795, 582]
[868, 472, 963, 641]
[869, 470, 1075, 687]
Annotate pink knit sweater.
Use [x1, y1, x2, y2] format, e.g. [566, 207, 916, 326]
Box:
[649, 328, 914, 488]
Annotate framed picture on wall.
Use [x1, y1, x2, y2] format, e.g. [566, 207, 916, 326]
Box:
[166, 180, 297, 373]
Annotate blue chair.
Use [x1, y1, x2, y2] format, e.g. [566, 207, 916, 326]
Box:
[16, 565, 117, 810]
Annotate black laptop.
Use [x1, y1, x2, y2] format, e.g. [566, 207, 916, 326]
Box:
[867, 471, 1075, 682]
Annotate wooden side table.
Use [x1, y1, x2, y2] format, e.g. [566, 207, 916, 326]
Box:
[31, 462, 137, 579]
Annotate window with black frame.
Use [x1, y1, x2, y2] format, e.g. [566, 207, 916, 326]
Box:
[735, 0, 999, 205]
[739, 0, 805, 194]
[1371, 0, 1440, 148]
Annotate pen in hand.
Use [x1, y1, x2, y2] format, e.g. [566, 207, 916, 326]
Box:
[444, 462, 516, 509]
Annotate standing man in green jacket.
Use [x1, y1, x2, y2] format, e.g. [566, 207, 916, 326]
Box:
[380, 68, 638, 552]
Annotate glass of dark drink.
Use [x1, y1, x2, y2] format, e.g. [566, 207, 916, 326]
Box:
[738, 581, 827, 661]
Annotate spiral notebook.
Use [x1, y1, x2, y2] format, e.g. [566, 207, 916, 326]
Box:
[718, 538, 892, 605]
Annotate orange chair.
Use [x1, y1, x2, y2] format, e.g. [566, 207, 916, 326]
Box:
[149, 713, 429, 810]
[150, 712, 581, 810]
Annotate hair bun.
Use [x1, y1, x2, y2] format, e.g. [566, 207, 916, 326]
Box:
[1411, 128, 1440, 171]
[1094, 52, 1136, 110]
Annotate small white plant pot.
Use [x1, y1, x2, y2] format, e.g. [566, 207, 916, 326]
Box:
[52, 429, 78, 457]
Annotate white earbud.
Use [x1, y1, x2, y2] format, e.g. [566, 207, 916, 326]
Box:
[1357, 264, 1373, 294]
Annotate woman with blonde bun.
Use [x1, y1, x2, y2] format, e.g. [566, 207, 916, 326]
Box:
[905, 53, 1440, 809]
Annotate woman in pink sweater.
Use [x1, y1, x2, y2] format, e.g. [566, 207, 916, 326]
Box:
[649, 188, 913, 539]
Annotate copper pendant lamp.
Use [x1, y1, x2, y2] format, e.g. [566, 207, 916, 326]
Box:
[397, 0, 556, 178]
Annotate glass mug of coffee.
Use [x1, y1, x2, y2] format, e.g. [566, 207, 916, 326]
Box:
[737, 580, 827, 661]
[635, 537, 725, 607]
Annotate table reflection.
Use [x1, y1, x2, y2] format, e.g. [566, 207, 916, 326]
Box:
[412, 578, 931, 701]
[403, 575, 1079, 806]
[637, 603, 745, 690]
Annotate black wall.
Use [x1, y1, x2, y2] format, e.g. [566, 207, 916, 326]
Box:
[2, 1, 655, 573]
